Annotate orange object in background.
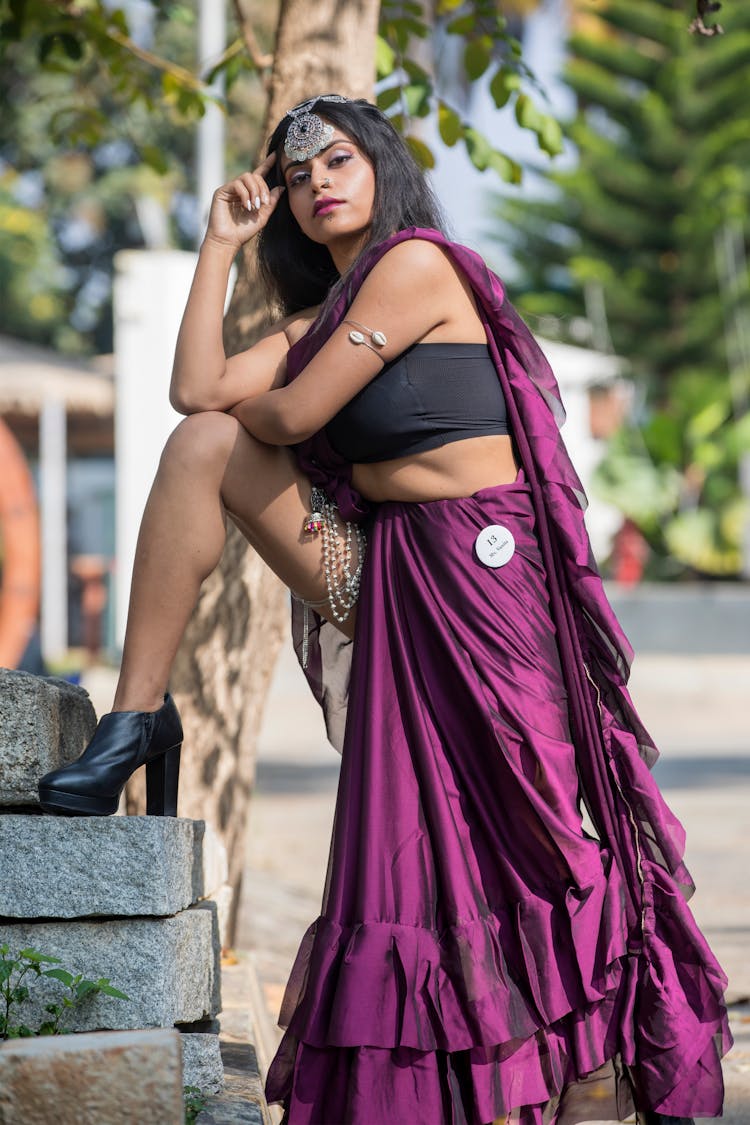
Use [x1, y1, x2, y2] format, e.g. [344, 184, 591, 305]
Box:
[0, 417, 41, 667]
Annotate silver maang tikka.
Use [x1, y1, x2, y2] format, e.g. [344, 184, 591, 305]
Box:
[283, 94, 349, 163]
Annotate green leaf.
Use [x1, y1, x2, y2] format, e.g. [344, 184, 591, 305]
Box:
[438, 103, 462, 147]
[664, 508, 740, 576]
[464, 37, 492, 81]
[142, 144, 170, 175]
[97, 983, 130, 1000]
[538, 115, 564, 157]
[161, 71, 182, 100]
[75, 980, 99, 999]
[108, 8, 129, 34]
[403, 82, 431, 118]
[489, 67, 521, 109]
[405, 135, 436, 170]
[436, 0, 465, 12]
[402, 16, 429, 38]
[59, 32, 83, 61]
[446, 15, 476, 36]
[43, 968, 75, 987]
[514, 93, 544, 132]
[492, 150, 524, 185]
[376, 85, 402, 112]
[464, 126, 493, 171]
[18, 949, 62, 965]
[0, 18, 24, 42]
[375, 35, 396, 79]
[401, 58, 429, 82]
[686, 399, 728, 443]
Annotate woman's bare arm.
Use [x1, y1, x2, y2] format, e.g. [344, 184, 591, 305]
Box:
[169, 151, 295, 415]
[229, 239, 472, 444]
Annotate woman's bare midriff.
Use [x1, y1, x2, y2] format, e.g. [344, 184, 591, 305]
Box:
[351, 434, 520, 503]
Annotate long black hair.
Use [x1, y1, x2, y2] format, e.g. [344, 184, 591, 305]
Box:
[256, 96, 449, 316]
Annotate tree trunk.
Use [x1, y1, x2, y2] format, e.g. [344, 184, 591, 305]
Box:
[126, 0, 380, 952]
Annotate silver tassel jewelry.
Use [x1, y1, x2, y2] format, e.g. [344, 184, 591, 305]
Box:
[298, 486, 366, 668]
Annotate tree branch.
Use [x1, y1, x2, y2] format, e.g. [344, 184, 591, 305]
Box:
[230, 0, 274, 70]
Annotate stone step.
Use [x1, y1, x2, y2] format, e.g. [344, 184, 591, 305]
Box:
[180, 1030, 225, 1093]
[195, 1040, 274, 1125]
[0, 900, 221, 1031]
[0, 813, 228, 918]
[0, 1027, 184, 1124]
[0, 670, 96, 809]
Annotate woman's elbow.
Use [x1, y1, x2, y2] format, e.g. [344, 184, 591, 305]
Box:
[169, 386, 222, 415]
[273, 410, 317, 445]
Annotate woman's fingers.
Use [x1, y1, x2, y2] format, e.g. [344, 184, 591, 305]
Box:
[205, 154, 284, 246]
[234, 169, 276, 211]
[255, 150, 277, 177]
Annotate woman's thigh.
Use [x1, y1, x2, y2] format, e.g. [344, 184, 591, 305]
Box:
[215, 415, 359, 639]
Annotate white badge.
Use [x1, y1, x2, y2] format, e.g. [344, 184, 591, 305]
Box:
[475, 524, 515, 568]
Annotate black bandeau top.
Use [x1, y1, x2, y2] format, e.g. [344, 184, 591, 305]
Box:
[325, 342, 511, 464]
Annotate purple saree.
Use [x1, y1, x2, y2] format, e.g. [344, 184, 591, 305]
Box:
[263, 228, 732, 1125]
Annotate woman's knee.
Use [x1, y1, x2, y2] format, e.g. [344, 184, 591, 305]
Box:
[159, 411, 245, 477]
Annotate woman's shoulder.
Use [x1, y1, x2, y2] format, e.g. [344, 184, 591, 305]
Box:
[364, 232, 463, 292]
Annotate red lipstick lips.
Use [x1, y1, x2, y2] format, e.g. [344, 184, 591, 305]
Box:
[313, 197, 344, 216]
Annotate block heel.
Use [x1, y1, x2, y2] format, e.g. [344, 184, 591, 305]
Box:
[145, 743, 182, 817]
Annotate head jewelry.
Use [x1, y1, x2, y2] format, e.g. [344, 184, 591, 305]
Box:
[283, 94, 350, 163]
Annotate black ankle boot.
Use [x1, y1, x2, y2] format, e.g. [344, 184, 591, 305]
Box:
[38, 694, 183, 817]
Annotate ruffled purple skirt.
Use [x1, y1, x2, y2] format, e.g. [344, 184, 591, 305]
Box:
[264, 472, 730, 1124]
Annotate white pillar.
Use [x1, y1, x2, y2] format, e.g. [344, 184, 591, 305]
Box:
[112, 250, 199, 652]
[39, 398, 68, 662]
[196, 0, 226, 243]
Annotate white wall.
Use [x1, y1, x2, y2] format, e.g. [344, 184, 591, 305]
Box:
[112, 250, 198, 651]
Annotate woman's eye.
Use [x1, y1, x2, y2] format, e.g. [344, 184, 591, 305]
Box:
[329, 153, 351, 167]
[289, 171, 309, 187]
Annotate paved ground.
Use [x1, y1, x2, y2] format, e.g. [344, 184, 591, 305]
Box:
[235, 635, 750, 1123]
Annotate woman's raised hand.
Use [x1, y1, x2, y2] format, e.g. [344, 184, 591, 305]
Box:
[204, 151, 285, 250]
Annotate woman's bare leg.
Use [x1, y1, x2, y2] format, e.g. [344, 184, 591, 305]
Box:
[113, 410, 357, 713]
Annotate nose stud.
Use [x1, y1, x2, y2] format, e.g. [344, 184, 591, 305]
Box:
[321, 178, 331, 188]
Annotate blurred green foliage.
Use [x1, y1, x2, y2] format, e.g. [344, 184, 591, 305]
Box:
[0, 0, 274, 353]
[492, 0, 750, 578]
[376, 0, 563, 183]
[0, 0, 569, 356]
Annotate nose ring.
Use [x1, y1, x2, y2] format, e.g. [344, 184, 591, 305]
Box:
[321, 178, 331, 188]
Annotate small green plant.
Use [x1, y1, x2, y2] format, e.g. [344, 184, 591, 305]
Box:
[183, 1084, 209, 1124]
[0, 943, 129, 1039]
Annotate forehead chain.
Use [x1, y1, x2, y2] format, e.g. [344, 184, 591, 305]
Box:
[283, 94, 349, 163]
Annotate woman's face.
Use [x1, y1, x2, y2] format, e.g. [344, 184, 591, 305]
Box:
[278, 123, 376, 248]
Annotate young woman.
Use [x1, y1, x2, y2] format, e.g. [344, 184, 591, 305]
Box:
[38, 95, 730, 1125]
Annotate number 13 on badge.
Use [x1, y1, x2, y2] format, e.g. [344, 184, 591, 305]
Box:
[475, 524, 515, 568]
